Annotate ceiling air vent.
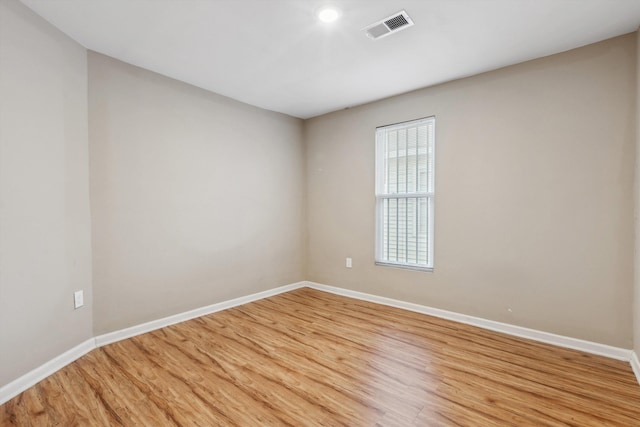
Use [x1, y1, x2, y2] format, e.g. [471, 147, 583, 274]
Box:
[363, 10, 414, 40]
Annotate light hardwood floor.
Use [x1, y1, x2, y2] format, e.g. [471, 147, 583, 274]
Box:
[2, 287, 640, 426]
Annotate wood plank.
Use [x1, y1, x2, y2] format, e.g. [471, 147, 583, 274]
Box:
[1, 287, 639, 426]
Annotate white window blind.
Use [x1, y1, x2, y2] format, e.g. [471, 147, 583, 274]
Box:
[375, 117, 435, 270]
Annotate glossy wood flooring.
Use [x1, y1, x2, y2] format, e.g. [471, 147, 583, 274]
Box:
[2, 288, 640, 426]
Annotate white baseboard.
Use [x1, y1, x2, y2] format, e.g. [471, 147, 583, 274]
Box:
[0, 338, 96, 405]
[304, 281, 634, 362]
[631, 351, 640, 385]
[1, 281, 306, 406]
[2, 280, 636, 406]
[95, 281, 306, 347]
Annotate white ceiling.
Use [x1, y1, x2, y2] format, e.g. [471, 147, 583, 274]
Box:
[19, 0, 640, 119]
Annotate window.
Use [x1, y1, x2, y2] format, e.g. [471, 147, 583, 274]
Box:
[375, 117, 435, 270]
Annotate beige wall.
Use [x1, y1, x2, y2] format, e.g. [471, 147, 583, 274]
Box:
[88, 52, 306, 334]
[0, 0, 93, 386]
[635, 30, 640, 357]
[306, 34, 636, 348]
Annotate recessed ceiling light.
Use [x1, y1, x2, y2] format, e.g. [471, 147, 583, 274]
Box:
[317, 6, 340, 23]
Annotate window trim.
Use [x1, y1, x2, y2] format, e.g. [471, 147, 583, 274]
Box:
[374, 116, 435, 271]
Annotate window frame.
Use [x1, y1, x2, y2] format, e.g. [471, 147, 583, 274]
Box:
[374, 116, 435, 271]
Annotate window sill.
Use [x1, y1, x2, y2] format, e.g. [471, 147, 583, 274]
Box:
[375, 261, 433, 272]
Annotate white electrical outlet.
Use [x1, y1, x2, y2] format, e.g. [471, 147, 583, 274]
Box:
[74, 290, 84, 309]
[346, 257, 352, 268]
